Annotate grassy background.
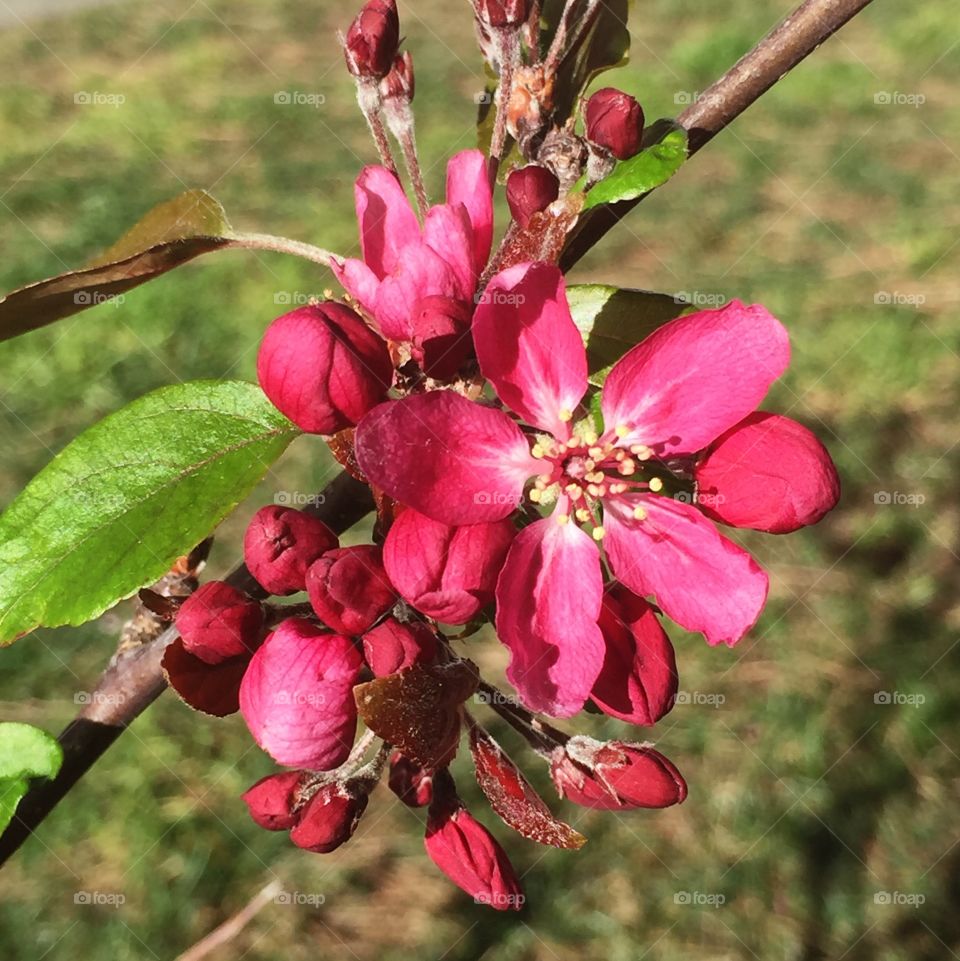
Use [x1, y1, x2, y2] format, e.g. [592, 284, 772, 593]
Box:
[1, 0, 958, 958]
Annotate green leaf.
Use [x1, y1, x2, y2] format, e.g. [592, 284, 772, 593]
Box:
[567, 284, 690, 386]
[0, 723, 63, 833]
[0, 381, 300, 644]
[583, 122, 688, 210]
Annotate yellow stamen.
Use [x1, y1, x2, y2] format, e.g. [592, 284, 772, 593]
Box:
[633, 506, 647, 521]
[575, 508, 591, 523]
[648, 477, 664, 492]
[529, 488, 542, 503]
[532, 444, 545, 459]
[558, 408, 573, 422]
[555, 513, 570, 525]
[615, 424, 631, 438]
[592, 526, 606, 541]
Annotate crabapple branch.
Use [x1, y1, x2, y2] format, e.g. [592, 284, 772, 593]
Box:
[560, 0, 876, 270]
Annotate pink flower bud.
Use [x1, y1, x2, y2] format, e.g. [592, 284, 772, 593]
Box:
[409, 296, 472, 381]
[383, 508, 515, 625]
[425, 772, 524, 910]
[695, 412, 841, 534]
[239, 618, 363, 770]
[344, 0, 399, 80]
[361, 618, 438, 677]
[175, 581, 263, 665]
[473, 0, 530, 28]
[388, 752, 434, 807]
[289, 781, 370, 853]
[306, 546, 396, 635]
[241, 770, 307, 830]
[506, 165, 560, 228]
[551, 737, 687, 810]
[585, 87, 644, 160]
[257, 304, 392, 435]
[379, 50, 414, 103]
[591, 586, 678, 725]
[243, 506, 339, 596]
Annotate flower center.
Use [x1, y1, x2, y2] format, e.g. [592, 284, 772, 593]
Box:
[527, 426, 663, 540]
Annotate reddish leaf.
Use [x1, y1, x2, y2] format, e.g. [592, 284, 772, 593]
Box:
[469, 722, 586, 850]
[161, 637, 248, 717]
[354, 659, 479, 768]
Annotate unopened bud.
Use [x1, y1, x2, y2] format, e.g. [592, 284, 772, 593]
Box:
[584, 87, 644, 160]
[306, 546, 396, 635]
[551, 736, 686, 810]
[344, 0, 399, 80]
[379, 50, 414, 103]
[473, 0, 530, 28]
[241, 770, 307, 830]
[290, 780, 370, 853]
[362, 618, 438, 676]
[175, 581, 263, 665]
[388, 752, 433, 807]
[257, 303, 392, 435]
[409, 296, 472, 381]
[506, 165, 560, 228]
[244, 506, 339, 596]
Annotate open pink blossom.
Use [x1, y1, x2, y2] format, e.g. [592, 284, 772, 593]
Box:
[332, 149, 493, 347]
[356, 262, 840, 716]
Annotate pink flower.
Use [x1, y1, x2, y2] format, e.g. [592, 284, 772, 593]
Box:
[174, 581, 264, 665]
[332, 150, 493, 345]
[356, 262, 840, 716]
[239, 618, 363, 770]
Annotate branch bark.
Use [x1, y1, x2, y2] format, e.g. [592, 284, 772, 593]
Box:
[560, 0, 875, 270]
[0, 471, 373, 866]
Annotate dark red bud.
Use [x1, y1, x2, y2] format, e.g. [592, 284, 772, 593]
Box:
[388, 752, 434, 807]
[289, 781, 370, 853]
[244, 505, 339, 596]
[474, 0, 530, 28]
[344, 0, 399, 80]
[241, 770, 307, 830]
[379, 50, 414, 103]
[409, 296, 473, 380]
[551, 737, 687, 810]
[506, 165, 560, 228]
[257, 303, 392, 435]
[306, 545, 396, 635]
[584, 87, 644, 160]
[362, 618, 438, 676]
[175, 581, 263, 665]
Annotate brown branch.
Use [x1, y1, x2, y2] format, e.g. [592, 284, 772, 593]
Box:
[560, 0, 876, 270]
[0, 471, 373, 867]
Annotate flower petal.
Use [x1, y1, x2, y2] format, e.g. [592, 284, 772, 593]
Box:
[422, 203, 477, 302]
[330, 256, 381, 318]
[355, 392, 539, 525]
[601, 300, 790, 455]
[445, 149, 493, 274]
[603, 493, 769, 646]
[495, 518, 605, 717]
[355, 165, 420, 278]
[239, 618, 363, 770]
[473, 262, 588, 438]
[695, 412, 841, 533]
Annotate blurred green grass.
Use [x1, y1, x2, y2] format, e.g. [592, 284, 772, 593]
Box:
[0, 0, 958, 958]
